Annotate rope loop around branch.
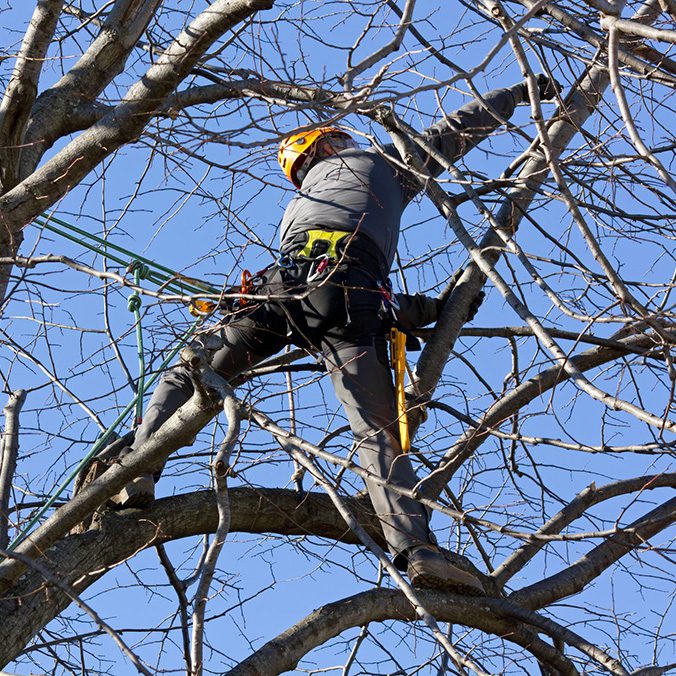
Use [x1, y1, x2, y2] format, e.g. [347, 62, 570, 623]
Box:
[127, 260, 150, 280]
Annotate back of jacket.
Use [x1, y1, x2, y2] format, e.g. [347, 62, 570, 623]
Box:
[279, 85, 520, 269]
[279, 147, 406, 268]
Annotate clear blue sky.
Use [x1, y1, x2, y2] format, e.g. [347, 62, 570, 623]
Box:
[2, 1, 674, 673]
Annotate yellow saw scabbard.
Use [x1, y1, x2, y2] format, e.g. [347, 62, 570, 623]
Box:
[390, 328, 410, 453]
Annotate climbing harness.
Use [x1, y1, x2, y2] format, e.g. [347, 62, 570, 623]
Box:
[297, 229, 349, 260]
[390, 328, 410, 453]
[285, 229, 352, 283]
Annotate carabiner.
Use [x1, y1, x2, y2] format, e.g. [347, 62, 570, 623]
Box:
[277, 254, 296, 270]
[378, 279, 400, 311]
[308, 254, 331, 283]
[189, 299, 218, 317]
[240, 269, 253, 306]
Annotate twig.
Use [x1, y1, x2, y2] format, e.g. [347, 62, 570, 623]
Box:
[250, 404, 676, 544]
[286, 346, 305, 492]
[184, 347, 240, 676]
[510, 497, 676, 610]
[342, 0, 416, 92]
[156, 544, 193, 674]
[0, 546, 152, 675]
[606, 19, 676, 192]
[276, 447, 490, 676]
[341, 565, 383, 676]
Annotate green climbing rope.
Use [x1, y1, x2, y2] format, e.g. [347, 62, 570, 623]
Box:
[6, 215, 224, 550]
[128, 261, 148, 427]
[34, 214, 221, 299]
[7, 317, 203, 551]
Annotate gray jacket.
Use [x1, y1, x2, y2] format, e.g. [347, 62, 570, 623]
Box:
[280, 85, 523, 268]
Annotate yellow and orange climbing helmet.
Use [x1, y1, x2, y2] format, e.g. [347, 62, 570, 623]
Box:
[278, 127, 352, 187]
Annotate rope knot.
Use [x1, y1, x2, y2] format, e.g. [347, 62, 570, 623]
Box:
[127, 260, 150, 280]
[127, 292, 142, 312]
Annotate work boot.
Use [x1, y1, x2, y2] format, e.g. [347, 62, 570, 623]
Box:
[406, 545, 485, 596]
[108, 474, 155, 510]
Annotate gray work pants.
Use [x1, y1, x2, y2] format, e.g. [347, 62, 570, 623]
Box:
[131, 262, 437, 567]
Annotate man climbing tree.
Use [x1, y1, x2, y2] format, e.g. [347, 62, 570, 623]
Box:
[109, 75, 561, 595]
[2, 1, 675, 672]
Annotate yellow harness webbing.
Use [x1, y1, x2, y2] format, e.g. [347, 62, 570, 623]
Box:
[297, 229, 349, 260]
[390, 328, 410, 452]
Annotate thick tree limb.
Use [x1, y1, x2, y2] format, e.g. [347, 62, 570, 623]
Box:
[0, 487, 382, 667]
[492, 474, 676, 586]
[0, 0, 275, 300]
[224, 588, 631, 676]
[417, 330, 672, 498]
[19, 0, 163, 180]
[1, 546, 152, 675]
[0, 0, 64, 191]
[0, 385, 222, 592]
[601, 14, 676, 43]
[185, 348, 240, 676]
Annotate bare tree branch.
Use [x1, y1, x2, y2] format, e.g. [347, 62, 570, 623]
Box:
[492, 474, 676, 586]
[0, 0, 275, 300]
[0, 546, 152, 675]
[418, 329, 673, 497]
[185, 348, 240, 676]
[0, 487, 382, 666]
[0, 381, 221, 592]
[20, 0, 164, 180]
[0, 390, 26, 550]
[0, 0, 63, 191]
[509, 497, 676, 609]
[342, 0, 416, 92]
[224, 588, 631, 676]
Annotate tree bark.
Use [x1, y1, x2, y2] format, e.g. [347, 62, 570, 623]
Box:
[0, 487, 380, 667]
[0, 390, 27, 550]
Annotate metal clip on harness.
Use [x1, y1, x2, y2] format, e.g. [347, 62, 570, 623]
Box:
[307, 254, 332, 282]
[189, 299, 218, 317]
[239, 269, 253, 306]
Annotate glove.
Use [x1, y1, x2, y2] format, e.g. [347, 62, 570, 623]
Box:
[535, 73, 563, 100]
[465, 290, 485, 323]
[517, 73, 563, 103]
[436, 286, 485, 323]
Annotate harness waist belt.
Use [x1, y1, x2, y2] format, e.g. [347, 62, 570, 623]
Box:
[282, 229, 388, 277]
